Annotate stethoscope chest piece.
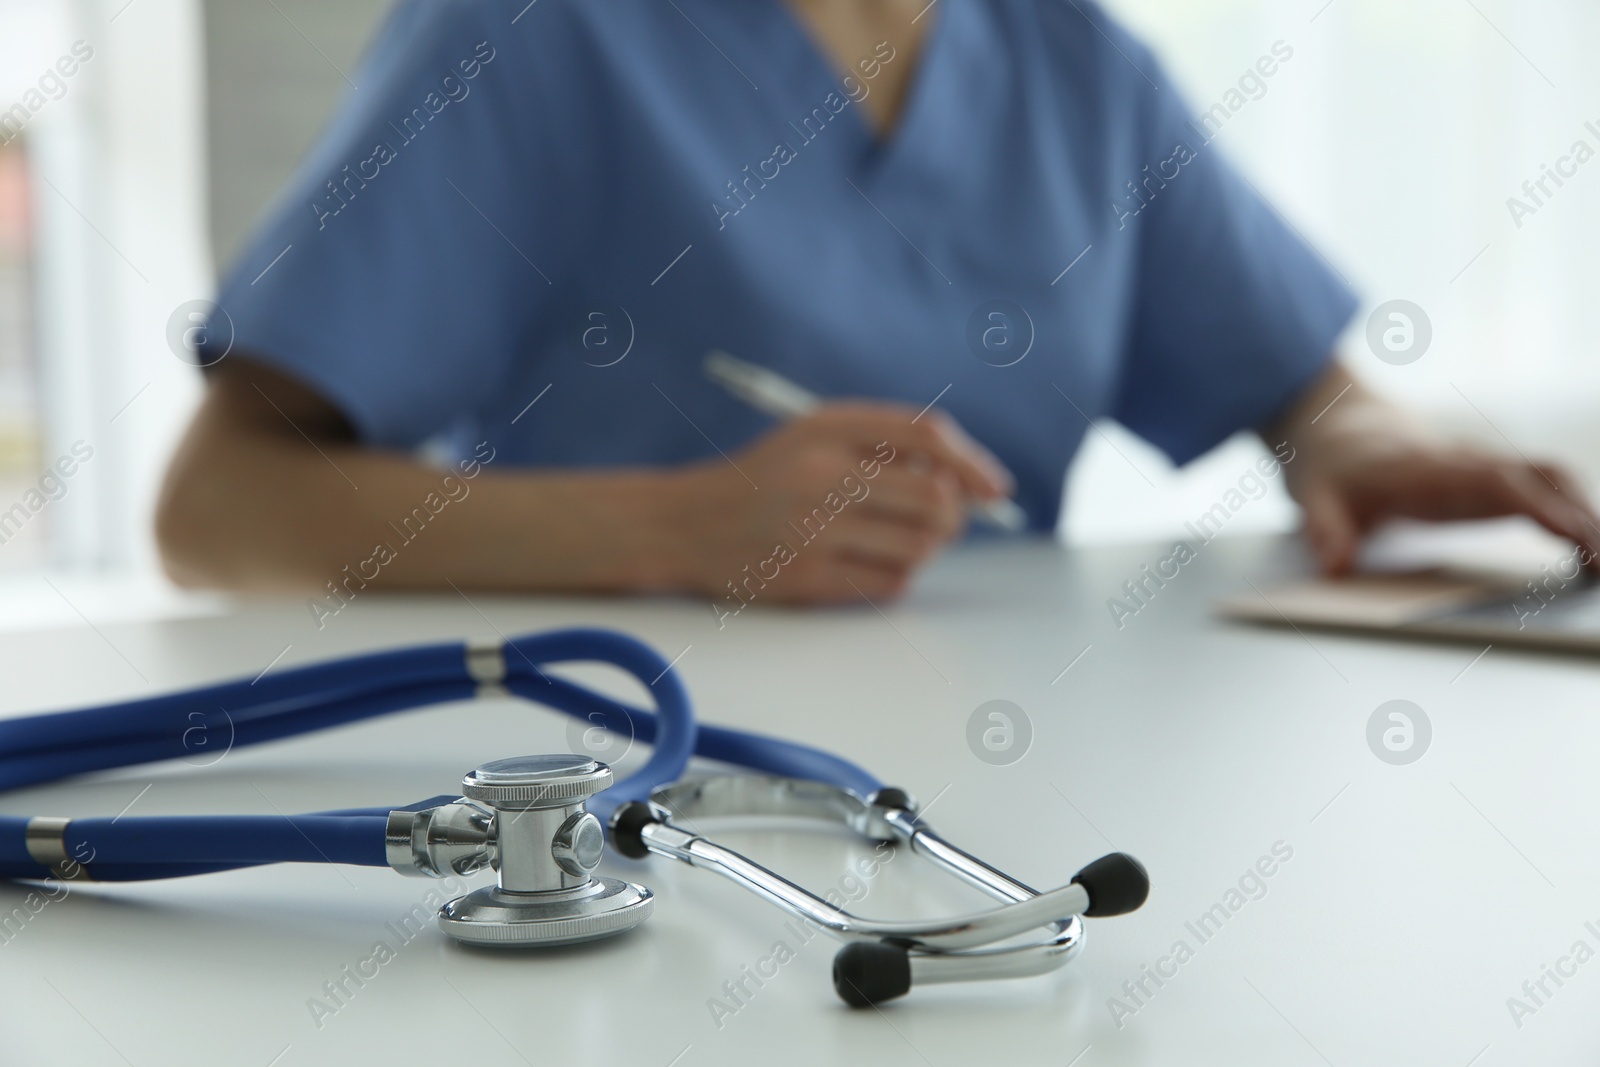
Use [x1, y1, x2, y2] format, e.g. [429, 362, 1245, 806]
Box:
[433, 755, 653, 947]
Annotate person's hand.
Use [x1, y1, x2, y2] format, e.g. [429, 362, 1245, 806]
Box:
[669, 403, 1014, 606]
[1269, 364, 1600, 576]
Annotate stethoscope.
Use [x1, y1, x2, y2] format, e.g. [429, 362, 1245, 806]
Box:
[0, 627, 1148, 1006]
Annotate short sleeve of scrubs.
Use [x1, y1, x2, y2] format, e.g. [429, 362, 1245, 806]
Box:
[1106, 29, 1358, 464]
[205, 0, 574, 448]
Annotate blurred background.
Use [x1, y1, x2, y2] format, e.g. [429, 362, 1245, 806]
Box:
[0, 0, 1595, 626]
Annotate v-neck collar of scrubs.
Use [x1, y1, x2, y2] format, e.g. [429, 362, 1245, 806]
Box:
[757, 0, 962, 182]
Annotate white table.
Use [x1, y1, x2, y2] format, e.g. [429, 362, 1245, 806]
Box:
[2, 535, 1597, 1066]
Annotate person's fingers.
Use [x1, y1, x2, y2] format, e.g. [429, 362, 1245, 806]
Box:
[1530, 460, 1587, 505]
[809, 404, 1014, 500]
[1485, 462, 1600, 568]
[1394, 456, 1600, 569]
[823, 513, 946, 569]
[1529, 461, 1600, 567]
[908, 410, 1015, 499]
[854, 466, 965, 537]
[789, 469, 965, 570]
[1299, 483, 1360, 576]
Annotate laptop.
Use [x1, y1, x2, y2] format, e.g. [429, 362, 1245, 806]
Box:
[1215, 519, 1600, 653]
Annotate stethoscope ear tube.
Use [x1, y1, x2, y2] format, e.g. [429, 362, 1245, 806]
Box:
[613, 775, 1151, 1007]
[830, 851, 1151, 1006]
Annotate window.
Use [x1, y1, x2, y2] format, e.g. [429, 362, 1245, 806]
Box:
[0, 0, 214, 631]
[0, 137, 41, 571]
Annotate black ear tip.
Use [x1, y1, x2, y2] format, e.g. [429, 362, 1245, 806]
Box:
[869, 787, 915, 813]
[1072, 852, 1150, 917]
[609, 801, 657, 860]
[833, 942, 912, 1007]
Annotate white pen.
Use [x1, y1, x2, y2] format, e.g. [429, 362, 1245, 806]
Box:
[703, 350, 1028, 533]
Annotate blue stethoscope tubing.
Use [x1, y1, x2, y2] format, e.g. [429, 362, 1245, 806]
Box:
[0, 628, 882, 883]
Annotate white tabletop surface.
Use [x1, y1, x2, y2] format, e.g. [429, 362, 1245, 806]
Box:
[2, 534, 1598, 1066]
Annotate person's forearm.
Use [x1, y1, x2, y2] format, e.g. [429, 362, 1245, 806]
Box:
[157, 431, 696, 594]
[158, 358, 1010, 602]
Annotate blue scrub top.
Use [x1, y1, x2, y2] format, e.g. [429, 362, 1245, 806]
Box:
[209, 0, 1357, 530]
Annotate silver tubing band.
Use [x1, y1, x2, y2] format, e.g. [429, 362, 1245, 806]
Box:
[466, 640, 508, 699]
[24, 817, 89, 880]
[385, 809, 429, 877]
